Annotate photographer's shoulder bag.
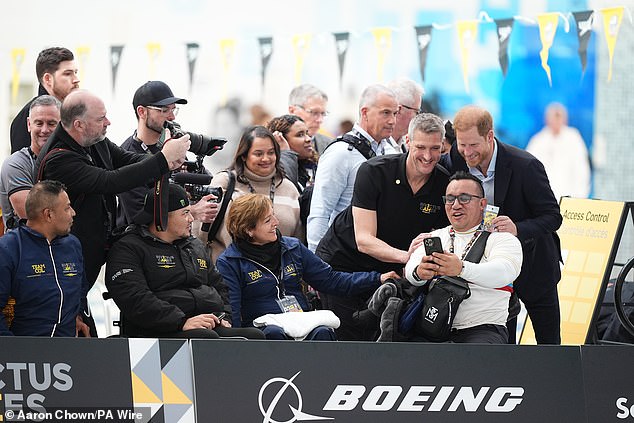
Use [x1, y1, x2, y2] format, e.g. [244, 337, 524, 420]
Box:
[414, 230, 491, 342]
[206, 170, 236, 244]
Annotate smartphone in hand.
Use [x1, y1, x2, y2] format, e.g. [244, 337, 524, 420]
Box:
[423, 237, 443, 256]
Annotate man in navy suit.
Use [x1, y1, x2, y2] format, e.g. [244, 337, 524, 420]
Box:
[451, 105, 562, 344]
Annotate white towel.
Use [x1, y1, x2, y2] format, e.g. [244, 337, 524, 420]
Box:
[253, 310, 340, 340]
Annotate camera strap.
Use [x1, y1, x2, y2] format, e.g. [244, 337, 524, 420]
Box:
[153, 175, 170, 232]
[207, 171, 236, 244]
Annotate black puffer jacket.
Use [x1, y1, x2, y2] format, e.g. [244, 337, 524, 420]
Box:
[105, 225, 230, 337]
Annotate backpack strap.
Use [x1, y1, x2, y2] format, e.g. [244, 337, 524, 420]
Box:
[206, 171, 236, 244]
[463, 230, 491, 263]
[36, 148, 69, 182]
[324, 132, 376, 160]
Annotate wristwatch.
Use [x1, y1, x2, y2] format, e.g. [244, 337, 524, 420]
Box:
[412, 265, 424, 282]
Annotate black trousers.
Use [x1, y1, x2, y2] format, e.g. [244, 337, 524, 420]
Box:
[508, 284, 561, 344]
[320, 292, 376, 341]
[166, 326, 265, 340]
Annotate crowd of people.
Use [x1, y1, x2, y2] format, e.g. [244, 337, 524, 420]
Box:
[2, 45, 589, 345]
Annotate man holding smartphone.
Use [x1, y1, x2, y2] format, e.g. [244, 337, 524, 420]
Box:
[405, 172, 523, 343]
[105, 184, 264, 340]
[316, 113, 450, 340]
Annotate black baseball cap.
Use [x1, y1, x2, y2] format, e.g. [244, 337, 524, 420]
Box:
[132, 81, 188, 110]
[134, 184, 190, 225]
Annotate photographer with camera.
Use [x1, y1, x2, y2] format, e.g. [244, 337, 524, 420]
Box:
[35, 90, 191, 335]
[117, 81, 226, 228]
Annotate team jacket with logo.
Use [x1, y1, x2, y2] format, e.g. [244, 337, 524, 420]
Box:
[0, 224, 86, 336]
[216, 236, 381, 328]
[105, 226, 230, 337]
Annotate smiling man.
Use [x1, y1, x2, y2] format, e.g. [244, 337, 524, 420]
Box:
[315, 113, 450, 340]
[1, 95, 61, 230]
[449, 105, 562, 344]
[307, 84, 399, 252]
[404, 172, 522, 344]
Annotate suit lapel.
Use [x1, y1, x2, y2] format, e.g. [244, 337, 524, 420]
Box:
[494, 140, 512, 208]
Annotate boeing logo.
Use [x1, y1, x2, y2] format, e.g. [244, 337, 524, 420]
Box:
[258, 372, 525, 421]
[259, 371, 333, 423]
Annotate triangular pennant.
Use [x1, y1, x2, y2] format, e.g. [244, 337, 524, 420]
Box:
[572, 11, 594, 73]
[75, 46, 90, 86]
[146, 42, 162, 79]
[10, 48, 26, 106]
[333, 32, 350, 88]
[110, 45, 124, 94]
[495, 18, 514, 76]
[537, 13, 560, 86]
[601, 7, 624, 82]
[219, 39, 237, 105]
[371, 27, 392, 82]
[185, 42, 199, 90]
[258, 37, 274, 91]
[292, 34, 312, 85]
[414, 25, 433, 82]
[456, 20, 479, 93]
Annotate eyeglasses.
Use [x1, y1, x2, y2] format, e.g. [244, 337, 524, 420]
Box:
[295, 105, 329, 118]
[146, 105, 179, 116]
[400, 104, 423, 114]
[442, 193, 483, 205]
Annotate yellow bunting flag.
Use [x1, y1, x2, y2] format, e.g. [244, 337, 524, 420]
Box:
[75, 46, 90, 86]
[146, 43, 162, 78]
[219, 39, 237, 105]
[537, 13, 560, 86]
[456, 20, 478, 93]
[371, 28, 392, 82]
[10, 48, 25, 105]
[292, 34, 312, 85]
[601, 7, 624, 82]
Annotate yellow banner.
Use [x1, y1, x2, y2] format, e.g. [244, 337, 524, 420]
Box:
[601, 7, 624, 82]
[219, 39, 237, 105]
[520, 198, 626, 345]
[146, 43, 162, 78]
[456, 20, 478, 93]
[292, 34, 312, 85]
[11, 48, 26, 105]
[371, 27, 392, 82]
[537, 13, 560, 86]
[76, 46, 90, 86]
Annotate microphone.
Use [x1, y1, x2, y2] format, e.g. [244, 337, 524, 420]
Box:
[172, 172, 212, 186]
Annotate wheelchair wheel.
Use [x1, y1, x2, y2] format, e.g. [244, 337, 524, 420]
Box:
[614, 256, 634, 338]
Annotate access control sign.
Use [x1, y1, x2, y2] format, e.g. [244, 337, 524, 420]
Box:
[191, 341, 586, 422]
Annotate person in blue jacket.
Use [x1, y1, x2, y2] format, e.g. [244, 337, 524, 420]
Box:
[216, 193, 397, 340]
[0, 180, 89, 337]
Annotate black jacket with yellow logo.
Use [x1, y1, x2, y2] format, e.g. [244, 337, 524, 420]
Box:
[105, 225, 230, 337]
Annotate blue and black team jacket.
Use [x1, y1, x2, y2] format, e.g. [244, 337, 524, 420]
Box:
[216, 236, 381, 327]
[0, 224, 86, 336]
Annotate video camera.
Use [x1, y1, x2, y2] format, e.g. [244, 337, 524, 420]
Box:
[172, 171, 223, 204]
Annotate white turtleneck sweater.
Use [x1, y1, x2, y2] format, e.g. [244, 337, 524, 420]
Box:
[405, 225, 522, 329]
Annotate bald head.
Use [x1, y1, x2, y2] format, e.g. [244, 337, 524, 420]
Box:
[61, 90, 110, 147]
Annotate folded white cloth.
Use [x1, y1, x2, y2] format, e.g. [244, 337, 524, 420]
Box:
[253, 310, 340, 340]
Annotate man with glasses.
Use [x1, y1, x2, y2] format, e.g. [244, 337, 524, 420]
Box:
[117, 81, 219, 227]
[386, 78, 424, 153]
[450, 105, 562, 344]
[404, 171, 522, 344]
[288, 84, 332, 155]
[315, 113, 449, 340]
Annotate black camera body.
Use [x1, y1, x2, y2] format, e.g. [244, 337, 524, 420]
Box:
[163, 121, 227, 156]
[172, 172, 223, 203]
